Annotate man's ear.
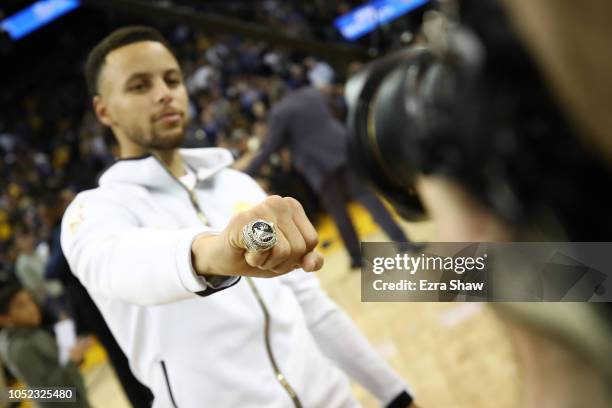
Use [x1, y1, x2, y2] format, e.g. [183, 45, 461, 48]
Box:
[93, 95, 112, 127]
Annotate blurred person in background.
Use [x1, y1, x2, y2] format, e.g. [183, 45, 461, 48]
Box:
[14, 227, 64, 320]
[246, 68, 410, 269]
[0, 284, 91, 407]
[60, 26, 419, 408]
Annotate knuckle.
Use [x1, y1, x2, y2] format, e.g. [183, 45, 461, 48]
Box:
[293, 242, 307, 255]
[250, 207, 274, 223]
[265, 195, 283, 206]
[285, 197, 302, 210]
[305, 233, 319, 249]
[245, 254, 263, 267]
[266, 195, 290, 213]
[276, 243, 291, 259]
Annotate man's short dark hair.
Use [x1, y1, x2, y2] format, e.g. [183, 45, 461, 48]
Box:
[85, 26, 174, 97]
[0, 284, 23, 315]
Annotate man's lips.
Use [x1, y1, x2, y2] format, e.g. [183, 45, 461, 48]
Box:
[154, 111, 183, 123]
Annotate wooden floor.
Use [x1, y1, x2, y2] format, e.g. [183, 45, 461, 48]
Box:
[78, 203, 522, 408]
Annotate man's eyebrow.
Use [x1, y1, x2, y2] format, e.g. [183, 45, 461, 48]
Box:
[125, 72, 151, 83]
[125, 68, 181, 82]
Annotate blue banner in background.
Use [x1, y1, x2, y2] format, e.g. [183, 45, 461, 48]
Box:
[0, 0, 81, 40]
[334, 0, 430, 41]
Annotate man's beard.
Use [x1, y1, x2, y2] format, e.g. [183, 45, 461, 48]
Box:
[129, 125, 186, 150]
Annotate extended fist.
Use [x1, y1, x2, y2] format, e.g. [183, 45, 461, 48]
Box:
[191, 196, 324, 278]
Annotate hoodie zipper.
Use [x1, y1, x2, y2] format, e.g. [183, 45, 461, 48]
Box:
[160, 361, 178, 408]
[154, 157, 303, 408]
[245, 277, 302, 408]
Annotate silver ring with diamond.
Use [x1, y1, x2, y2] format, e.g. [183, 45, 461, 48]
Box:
[242, 219, 278, 253]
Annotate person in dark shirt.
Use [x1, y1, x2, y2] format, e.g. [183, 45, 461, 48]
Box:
[246, 84, 409, 268]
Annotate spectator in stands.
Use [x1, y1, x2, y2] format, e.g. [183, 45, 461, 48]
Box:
[0, 284, 91, 407]
[14, 227, 64, 320]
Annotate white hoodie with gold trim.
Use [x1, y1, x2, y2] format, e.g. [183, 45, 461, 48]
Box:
[61, 148, 410, 408]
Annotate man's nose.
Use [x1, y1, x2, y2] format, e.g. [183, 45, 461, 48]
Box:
[155, 80, 173, 104]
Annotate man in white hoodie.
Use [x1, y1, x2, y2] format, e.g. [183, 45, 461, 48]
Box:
[61, 26, 417, 408]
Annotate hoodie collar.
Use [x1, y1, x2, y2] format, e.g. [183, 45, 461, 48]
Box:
[98, 148, 234, 190]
